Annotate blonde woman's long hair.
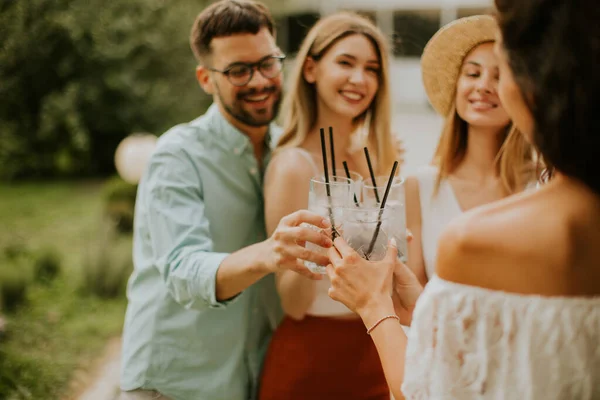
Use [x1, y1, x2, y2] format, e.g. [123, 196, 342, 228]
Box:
[276, 12, 397, 174]
[433, 102, 535, 194]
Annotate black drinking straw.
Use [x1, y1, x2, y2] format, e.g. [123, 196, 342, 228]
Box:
[329, 127, 337, 179]
[365, 161, 399, 259]
[342, 161, 360, 207]
[363, 147, 380, 203]
[320, 128, 338, 240]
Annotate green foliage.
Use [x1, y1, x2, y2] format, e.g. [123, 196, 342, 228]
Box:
[103, 175, 137, 233]
[0, 243, 34, 313]
[2, 243, 28, 262]
[0, 267, 32, 314]
[0, 243, 62, 312]
[32, 247, 62, 284]
[0, 279, 126, 399]
[0, 0, 211, 180]
[80, 220, 133, 298]
[103, 175, 137, 205]
[0, 181, 127, 398]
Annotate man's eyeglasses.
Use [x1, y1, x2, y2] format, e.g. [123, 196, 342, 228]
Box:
[207, 55, 286, 87]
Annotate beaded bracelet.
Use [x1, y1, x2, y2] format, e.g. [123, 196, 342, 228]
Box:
[366, 314, 400, 335]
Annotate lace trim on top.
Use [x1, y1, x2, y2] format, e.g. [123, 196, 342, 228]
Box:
[402, 275, 600, 400]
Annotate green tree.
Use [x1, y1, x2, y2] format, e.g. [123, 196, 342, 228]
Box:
[0, 0, 211, 180]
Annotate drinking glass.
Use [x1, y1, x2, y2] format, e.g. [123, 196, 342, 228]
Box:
[339, 206, 405, 261]
[304, 176, 353, 274]
[361, 176, 408, 262]
[345, 170, 363, 205]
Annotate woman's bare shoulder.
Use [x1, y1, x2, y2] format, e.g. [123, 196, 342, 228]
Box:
[434, 187, 598, 295]
[404, 175, 420, 198]
[266, 147, 316, 186]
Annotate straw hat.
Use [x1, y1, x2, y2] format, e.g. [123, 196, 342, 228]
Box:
[421, 15, 498, 117]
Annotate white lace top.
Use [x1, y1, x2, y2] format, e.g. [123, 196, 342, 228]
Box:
[402, 275, 600, 399]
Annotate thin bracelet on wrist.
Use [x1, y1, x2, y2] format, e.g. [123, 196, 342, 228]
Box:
[366, 314, 400, 335]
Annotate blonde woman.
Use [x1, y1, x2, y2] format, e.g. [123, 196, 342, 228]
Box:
[405, 15, 534, 285]
[258, 12, 399, 400]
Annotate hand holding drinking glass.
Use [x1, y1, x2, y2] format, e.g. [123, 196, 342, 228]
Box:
[326, 237, 397, 319]
[263, 210, 333, 280]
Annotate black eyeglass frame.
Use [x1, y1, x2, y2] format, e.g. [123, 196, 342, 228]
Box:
[207, 55, 286, 87]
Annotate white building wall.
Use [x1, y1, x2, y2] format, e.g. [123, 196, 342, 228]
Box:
[390, 58, 426, 109]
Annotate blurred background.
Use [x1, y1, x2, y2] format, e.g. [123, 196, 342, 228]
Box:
[0, 0, 490, 398]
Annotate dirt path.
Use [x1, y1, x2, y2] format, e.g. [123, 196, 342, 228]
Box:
[68, 337, 122, 400]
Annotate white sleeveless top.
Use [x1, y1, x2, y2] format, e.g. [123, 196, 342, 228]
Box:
[415, 166, 539, 279]
[414, 166, 462, 279]
[402, 275, 600, 399]
[286, 147, 353, 317]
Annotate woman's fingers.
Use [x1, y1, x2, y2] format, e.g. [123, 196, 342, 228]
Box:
[289, 245, 330, 266]
[326, 264, 336, 283]
[385, 238, 398, 262]
[328, 246, 342, 265]
[282, 210, 331, 229]
[291, 260, 323, 280]
[332, 237, 357, 258]
[285, 225, 332, 248]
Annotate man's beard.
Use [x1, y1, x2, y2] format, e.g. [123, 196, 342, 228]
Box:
[216, 85, 282, 127]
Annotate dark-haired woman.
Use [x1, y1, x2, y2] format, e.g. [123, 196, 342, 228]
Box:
[325, 1, 600, 399]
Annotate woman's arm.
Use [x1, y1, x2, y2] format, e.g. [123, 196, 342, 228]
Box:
[392, 258, 424, 326]
[327, 239, 423, 399]
[404, 176, 428, 285]
[264, 150, 322, 320]
[393, 176, 428, 325]
[361, 304, 409, 400]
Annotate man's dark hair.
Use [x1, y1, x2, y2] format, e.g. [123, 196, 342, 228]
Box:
[190, 0, 275, 63]
[495, 0, 600, 195]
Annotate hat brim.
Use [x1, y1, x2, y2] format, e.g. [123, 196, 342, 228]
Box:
[421, 15, 498, 117]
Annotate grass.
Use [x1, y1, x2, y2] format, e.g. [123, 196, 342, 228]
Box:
[0, 181, 129, 399]
[0, 181, 104, 274]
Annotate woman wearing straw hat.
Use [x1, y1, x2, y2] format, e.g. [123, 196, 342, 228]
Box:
[326, 3, 600, 399]
[405, 15, 535, 287]
[258, 12, 400, 400]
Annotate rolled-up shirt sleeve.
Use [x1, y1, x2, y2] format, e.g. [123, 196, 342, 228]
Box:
[144, 147, 236, 311]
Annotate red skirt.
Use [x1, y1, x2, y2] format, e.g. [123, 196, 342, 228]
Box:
[258, 315, 390, 400]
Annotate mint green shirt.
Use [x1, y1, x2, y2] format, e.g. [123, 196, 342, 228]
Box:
[120, 105, 283, 400]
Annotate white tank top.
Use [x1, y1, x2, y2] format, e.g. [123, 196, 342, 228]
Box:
[414, 166, 463, 279]
[292, 148, 354, 316]
[415, 166, 540, 278]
